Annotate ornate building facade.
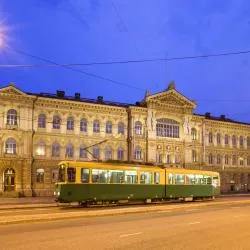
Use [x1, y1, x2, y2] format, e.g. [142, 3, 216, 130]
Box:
[0, 83, 250, 197]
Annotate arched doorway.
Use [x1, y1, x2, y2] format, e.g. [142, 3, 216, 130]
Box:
[4, 168, 15, 191]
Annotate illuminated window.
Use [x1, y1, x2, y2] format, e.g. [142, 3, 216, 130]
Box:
[93, 120, 100, 133]
[156, 119, 179, 138]
[140, 172, 152, 184]
[53, 115, 61, 129]
[192, 150, 197, 162]
[106, 121, 112, 134]
[81, 169, 89, 183]
[36, 168, 44, 183]
[135, 121, 142, 135]
[175, 174, 185, 184]
[240, 158, 244, 166]
[125, 170, 138, 184]
[191, 128, 197, 140]
[5, 138, 16, 154]
[7, 109, 17, 125]
[80, 119, 87, 132]
[38, 114, 46, 128]
[67, 117, 74, 130]
[118, 122, 125, 135]
[36, 141, 46, 156]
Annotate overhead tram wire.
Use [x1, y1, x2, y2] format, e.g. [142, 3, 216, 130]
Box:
[1, 49, 250, 68]
[6, 47, 145, 91]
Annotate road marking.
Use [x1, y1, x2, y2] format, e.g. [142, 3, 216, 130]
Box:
[186, 209, 199, 212]
[234, 215, 244, 218]
[157, 210, 171, 213]
[189, 221, 201, 225]
[120, 232, 142, 238]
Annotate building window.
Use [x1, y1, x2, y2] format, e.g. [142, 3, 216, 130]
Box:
[208, 153, 213, 164]
[225, 155, 229, 165]
[117, 147, 124, 160]
[106, 121, 112, 134]
[217, 155, 221, 165]
[38, 114, 46, 128]
[105, 146, 112, 160]
[239, 136, 244, 147]
[118, 122, 125, 135]
[247, 137, 250, 149]
[65, 143, 74, 158]
[5, 138, 17, 154]
[53, 115, 61, 129]
[166, 154, 171, 164]
[92, 146, 100, 160]
[156, 154, 162, 163]
[80, 119, 87, 132]
[156, 119, 179, 138]
[217, 133, 221, 145]
[191, 128, 197, 140]
[79, 145, 88, 158]
[67, 117, 74, 131]
[232, 155, 237, 165]
[52, 169, 59, 183]
[93, 120, 100, 133]
[135, 121, 142, 135]
[232, 135, 236, 146]
[36, 141, 46, 156]
[192, 150, 197, 162]
[208, 132, 213, 143]
[225, 134, 229, 145]
[240, 158, 244, 166]
[247, 156, 250, 166]
[7, 109, 17, 125]
[175, 155, 181, 164]
[52, 143, 60, 157]
[134, 146, 142, 160]
[36, 169, 44, 183]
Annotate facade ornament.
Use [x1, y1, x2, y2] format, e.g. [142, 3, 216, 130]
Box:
[183, 117, 191, 135]
[167, 81, 175, 90]
[144, 89, 150, 99]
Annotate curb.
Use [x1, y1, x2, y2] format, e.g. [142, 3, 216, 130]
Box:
[1, 199, 250, 225]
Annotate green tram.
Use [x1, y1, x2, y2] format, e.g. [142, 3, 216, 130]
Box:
[54, 161, 220, 205]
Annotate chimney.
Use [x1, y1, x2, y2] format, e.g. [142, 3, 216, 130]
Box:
[75, 92, 81, 100]
[220, 114, 226, 120]
[205, 112, 211, 118]
[56, 90, 65, 98]
[97, 96, 103, 104]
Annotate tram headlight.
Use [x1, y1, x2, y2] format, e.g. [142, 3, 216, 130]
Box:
[57, 191, 60, 196]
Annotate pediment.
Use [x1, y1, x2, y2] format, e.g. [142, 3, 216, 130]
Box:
[146, 89, 196, 109]
[0, 84, 27, 96]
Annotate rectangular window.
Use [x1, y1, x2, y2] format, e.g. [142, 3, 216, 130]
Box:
[168, 173, 174, 184]
[154, 172, 160, 184]
[52, 169, 58, 183]
[125, 170, 138, 184]
[140, 172, 152, 184]
[109, 170, 124, 183]
[186, 174, 196, 185]
[175, 174, 185, 184]
[92, 169, 108, 183]
[204, 176, 212, 184]
[195, 175, 204, 184]
[67, 168, 76, 182]
[81, 169, 89, 183]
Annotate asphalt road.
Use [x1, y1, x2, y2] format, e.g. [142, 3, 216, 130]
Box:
[1, 200, 250, 249]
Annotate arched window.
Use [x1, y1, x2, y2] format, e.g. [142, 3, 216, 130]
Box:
[232, 135, 236, 146]
[4, 168, 15, 191]
[67, 117, 74, 131]
[52, 143, 60, 157]
[225, 134, 229, 145]
[38, 114, 46, 128]
[232, 155, 237, 165]
[5, 138, 17, 154]
[80, 119, 87, 132]
[216, 154, 221, 165]
[7, 109, 17, 125]
[66, 143, 74, 158]
[208, 132, 213, 143]
[191, 128, 197, 140]
[192, 150, 197, 162]
[79, 145, 88, 158]
[247, 137, 250, 148]
[217, 133, 221, 145]
[118, 122, 125, 135]
[36, 141, 46, 156]
[225, 155, 229, 165]
[53, 115, 61, 129]
[135, 121, 142, 135]
[105, 146, 112, 160]
[117, 147, 124, 160]
[93, 120, 100, 133]
[106, 121, 112, 134]
[36, 169, 44, 183]
[247, 156, 250, 166]
[240, 158, 244, 166]
[156, 119, 179, 138]
[239, 136, 244, 147]
[208, 153, 213, 164]
[92, 146, 100, 159]
[134, 146, 142, 160]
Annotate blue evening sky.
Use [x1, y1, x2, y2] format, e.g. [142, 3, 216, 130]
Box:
[1, 0, 250, 123]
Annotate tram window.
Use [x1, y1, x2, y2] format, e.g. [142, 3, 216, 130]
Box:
[125, 171, 138, 184]
[186, 174, 196, 185]
[154, 172, 160, 184]
[109, 170, 124, 184]
[92, 169, 108, 183]
[175, 174, 185, 184]
[58, 165, 66, 182]
[168, 173, 174, 184]
[195, 175, 204, 184]
[140, 172, 152, 184]
[81, 169, 89, 183]
[204, 176, 212, 184]
[67, 168, 76, 182]
[212, 176, 219, 187]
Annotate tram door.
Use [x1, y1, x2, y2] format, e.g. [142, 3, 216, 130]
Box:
[4, 168, 15, 191]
